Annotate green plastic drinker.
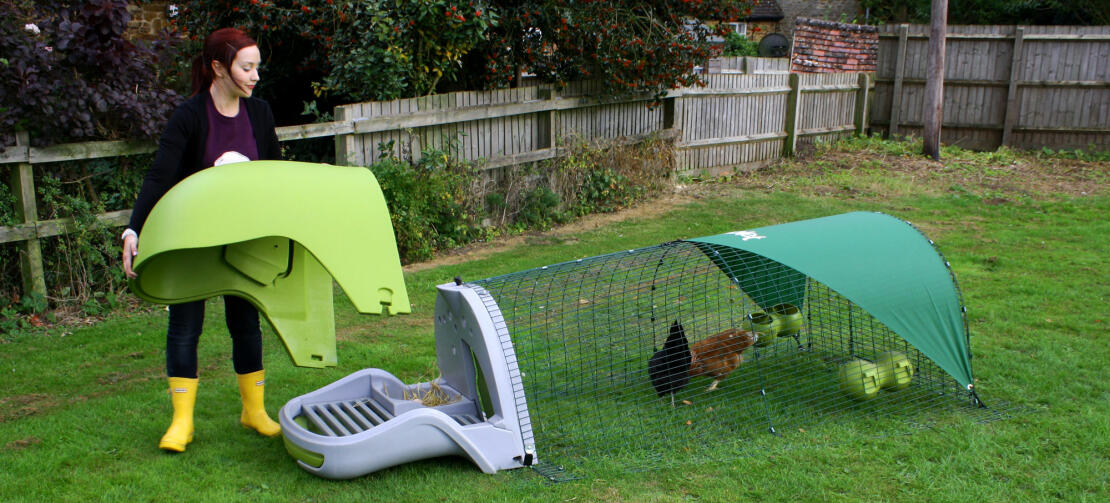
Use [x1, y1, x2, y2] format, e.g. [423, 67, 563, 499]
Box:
[769, 303, 803, 337]
[744, 311, 776, 347]
[128, 161, 411, 368]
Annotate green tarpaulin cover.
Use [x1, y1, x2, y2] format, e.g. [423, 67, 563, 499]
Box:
[688, 211, 973, 388]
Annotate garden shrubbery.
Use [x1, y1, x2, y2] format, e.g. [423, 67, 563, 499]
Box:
[0, 0, 182, 148]
[0, 137, 676, 323]
[368, 140, 487, 263]
[721, 32, 759, 58]
[0, 155, 150, 321]
[367, 135, 676, 263]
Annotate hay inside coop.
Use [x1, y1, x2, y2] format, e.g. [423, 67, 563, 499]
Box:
[281, 211, 986, 478]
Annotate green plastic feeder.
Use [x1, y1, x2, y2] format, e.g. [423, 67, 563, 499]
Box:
[769, 303, 803, 337]
[129, 161, 411, 368]
[839, 359, 881, 400]
[744, 311, 776, 346]
[875, 351, 914, 390]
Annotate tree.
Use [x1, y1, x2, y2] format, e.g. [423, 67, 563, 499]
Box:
[172, 0, 496, 123]
[0, 0, 182, 147]
[172, 0, 750, 124]
[322, 0, 496, 100]
[859, 0, 1108, 25]
[472, 0, 750, 99]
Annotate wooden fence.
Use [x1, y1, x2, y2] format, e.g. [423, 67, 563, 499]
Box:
[2, 66, 869, 298]
[336, 71, 868, 178]
[872, 24, 1110, 151]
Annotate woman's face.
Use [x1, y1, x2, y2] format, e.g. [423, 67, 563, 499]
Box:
[213, 45, 261, 99]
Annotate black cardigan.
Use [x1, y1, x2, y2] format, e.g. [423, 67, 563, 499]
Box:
[128, 93, 281, 233]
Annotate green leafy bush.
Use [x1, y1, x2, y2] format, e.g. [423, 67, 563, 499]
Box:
[479, 0, 747, 100]
[517, 186, 564, 229]
[551, 136, 674, 216]
[367, 135, 675, 263]
[1037, 146, 1110, 163]
[1, 155, 148, 315]
[369, 140, 486, 263]
[171, 0, 494, 121]
[722, 32, 759, 58]
[0, 291, 50, 338]
[0, 0, 182, 148]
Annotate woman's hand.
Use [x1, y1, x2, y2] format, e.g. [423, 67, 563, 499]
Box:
[122, 231, 139, 279]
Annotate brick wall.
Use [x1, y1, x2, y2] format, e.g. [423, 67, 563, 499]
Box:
[747, 21, 781, 41]
[789, 17, 877, 73]
[126, 1, 171, 40]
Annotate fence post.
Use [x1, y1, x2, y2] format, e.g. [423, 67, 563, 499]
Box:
[783, 73, 802, 157]
[854, 73, 871, 136]
[889, 24, 909, 138]
[11, 132, 47, 298]
[1001, 27, 1025, 148]
[334, 105, 350, 166]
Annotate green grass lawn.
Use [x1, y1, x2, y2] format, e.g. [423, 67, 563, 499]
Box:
[2, 137, 1108, 502]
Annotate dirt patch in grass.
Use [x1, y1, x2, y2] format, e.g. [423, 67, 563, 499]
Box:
[0, 394, 57, 423]
[94, 365, 162, 387]
[0, 357, 218, 423]
[3, 436, 42, 451]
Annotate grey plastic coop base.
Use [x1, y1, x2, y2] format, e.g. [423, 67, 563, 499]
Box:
[280, 283, 536, 479]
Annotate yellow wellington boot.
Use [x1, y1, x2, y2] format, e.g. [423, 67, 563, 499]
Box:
[237, 370, 281, 437]
[159, 377, 198, 452]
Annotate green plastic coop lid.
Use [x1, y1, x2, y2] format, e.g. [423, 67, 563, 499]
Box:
[129, 161, 410, 368]
[688, 211, 973, 388]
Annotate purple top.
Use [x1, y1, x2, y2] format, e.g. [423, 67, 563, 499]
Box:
[203, 93, 258, 168]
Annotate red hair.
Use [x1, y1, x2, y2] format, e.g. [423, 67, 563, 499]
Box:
[190, 28, 258, 96]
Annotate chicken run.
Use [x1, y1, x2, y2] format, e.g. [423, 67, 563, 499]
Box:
[280, 211, 993, 479]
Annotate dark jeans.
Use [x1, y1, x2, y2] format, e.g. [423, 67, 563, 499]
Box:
[166, 296, 263, 378]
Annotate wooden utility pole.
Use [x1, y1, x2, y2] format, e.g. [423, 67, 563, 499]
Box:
[922, 0, 947, 160]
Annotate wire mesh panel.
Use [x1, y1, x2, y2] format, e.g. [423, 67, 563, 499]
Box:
[470, 240, 976, 470]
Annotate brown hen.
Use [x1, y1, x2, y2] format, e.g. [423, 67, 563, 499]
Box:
[688, 328, 758, 391]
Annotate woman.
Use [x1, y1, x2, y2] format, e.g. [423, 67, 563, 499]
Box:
[121, 28, 282, 453]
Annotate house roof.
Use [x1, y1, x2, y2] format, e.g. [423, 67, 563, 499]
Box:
[746, 0, 784, 21]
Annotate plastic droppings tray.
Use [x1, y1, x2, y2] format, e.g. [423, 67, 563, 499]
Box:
[280, 282, 536, 478]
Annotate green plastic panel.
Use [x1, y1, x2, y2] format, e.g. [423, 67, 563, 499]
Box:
[129, 161, 410, 368]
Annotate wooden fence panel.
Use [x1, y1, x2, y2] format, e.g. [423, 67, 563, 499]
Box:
[557, 100, 661, 145]
[677, 74, 792, 174]
[796, 73, 860, 147]
[746, 57, 791, 74]
[708, 57, 790, 74]
[872, 24, 1110, 151]
[339, 87, 547, 165]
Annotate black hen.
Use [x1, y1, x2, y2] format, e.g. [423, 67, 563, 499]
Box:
[648, 320, 691, 406]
